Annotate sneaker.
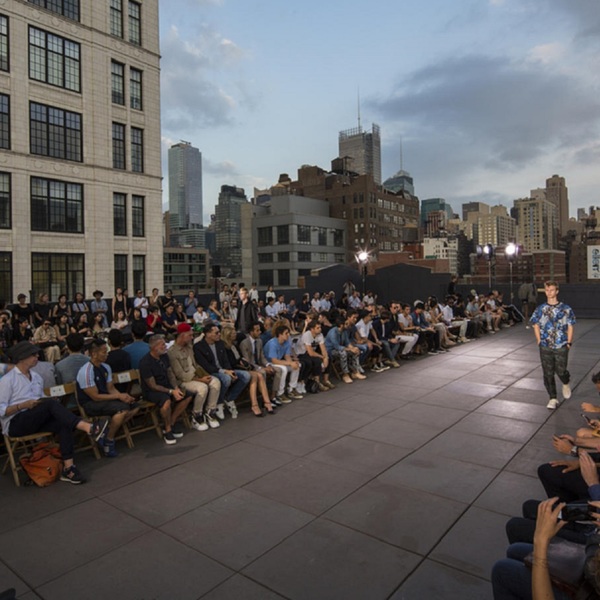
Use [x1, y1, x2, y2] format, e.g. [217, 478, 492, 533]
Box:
[317, 382, 329, 392]
[191, 414, 209, 431]
[171, 423, 184, 438]
[351, 372, 367, 380]
[342, 374, 353, 384]
[296, 383, 307, 395]
[287, 389, 304, 399]
[546, 398, 560, 410]
[225, 400, 239, 419]
[215, 405, 226, 420]
[90, 418, 109, 443]
[204, 412, 220, 429]
[103, 438, 118, 458]
[562, 384, 572, 400]
[371, 365, 383, 373]
[428, 350, 439, 355]
[324, 380, 336, 389]
[271, 397, 283, 406]
[60, 464, 86, 485]
[460, 337, 470, 343]
[378, 363, 390, 371]
[163, 430, 177, 445]
[277, 394, 293, 404]
[390, 360, 400, 368]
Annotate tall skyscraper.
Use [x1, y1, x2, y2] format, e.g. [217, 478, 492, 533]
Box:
[514, 197, 558, 251]
[384, 170, 414, 195]
[338, 123, 382, 185]
[545, 174, 569, 236]
[0, 1, 163, 301]
[168, 141, 203, 231]
[214, 185, 248, 276]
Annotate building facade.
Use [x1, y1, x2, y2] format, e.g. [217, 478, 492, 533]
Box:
[0, 1, 162, 302]
[214, 185, 247, 277]
[545, 174, 569, 236]
[338, 123, 382, 185]
[514, 197, 558, 252]
[163, 247, 209, 294]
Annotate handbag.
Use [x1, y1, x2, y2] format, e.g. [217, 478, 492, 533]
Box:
[525, 538, 586, 598]
[19, 442, 63, 487]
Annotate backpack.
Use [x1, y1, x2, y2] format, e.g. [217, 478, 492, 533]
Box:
[19, 442, 63, 487]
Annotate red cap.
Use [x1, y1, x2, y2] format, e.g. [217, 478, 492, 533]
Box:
[177, 322, 192, 334]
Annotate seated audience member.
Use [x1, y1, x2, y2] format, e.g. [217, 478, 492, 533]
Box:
[484, 292, 503, 332]
[219, 284, 231, 306]
[206, 299, 223, 325]
[239, 322, 282, 405]
[193, 304, 210, 328]
[0, 311, 13, 357]
[265, 297, 278, 320]
[221, 325, 274, 416]
[52, 294, 72, 325]
[31, 354, 57, 389]
[148, 288, 160, 310]
[426, 298, 454, 350]
[123, 321, 150, 369]
[193, 322, 250, 419]
[72, 312, 92, 337]
[174, 303, 187, 325]
[390, 303, 419, 359]
[354, 310, 387, 372]
[146, 306, 164, 334]
[273, 295, 289, 319]
[139, 334, 192, 444]
[32, 318, 61, 363]
[160, 289, 176, 313]
[295, 319, 334, 391]
[76, 339, 138, 457]
[110, 310, 129, 331]
[0, 341, 108, 484]
[112, 288, 129, 320]
[324, 317, 364, 384]
[265, 285, 276, 303]
[162, 304, 179, 338]
[184, 291, 198, 319]
[229, 299, 239, 325]
[54, 313, 70, 352]
[55, 333, 89, 384]
[13, 318, 33, 344]
[263, 323, 304, 402]
[90, 290, 109, 328]
[91, 311, 107, 338]
[12, 294, 33, 327]
[235, 287, 259, 334]
[411, 302, 441, 354]
[440, 296, 470, 343]
[220, 300, 234, 325]
[71, 292, 89, 318]
[373, 310, 402, 367]
[260, 316, 274, 346]
[348, 290, 363, 310]
[33, 293, 52, 327]
[168, 323, 221, 430]
[105, 329, 132, 389]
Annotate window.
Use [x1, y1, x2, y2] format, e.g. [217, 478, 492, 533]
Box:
[0, 172, 10, 229]
[111, 60, 125, 105]
[258, 270, 272, 286]
[128, 1, 141, 45]
[28, 0, 80, 21]
[0, 251, 10, 301]
[29, 27, 80, 92]
[297, 225, 311, 244]
[133, 255, 145, 294]
[334, 229, 344, 247]
[298, 252, 311, 262]
[0, 94, 8, 149]
[30, 102, 82, 162]
[112, 122, 125, 169]
[277, 225, 289, 245]
[317, 227, 327, 246]
[114, 254, 127, 291]
[130, 67, 142, 110]
[278, 269, 290, 286]
[32, 252, 84, 301]
[316, 253, 328, 262]
[335, 253, 345, 263]
[113, 193, 126, 236]
[132, 195, 144, 236]
[131, 127, 143, 172]
[257, 227, 273, 247]
[258, 253, 273, 263]
[31, 177, 83, 233]
[278, 252, 289, 262]
[110, 0, 123, 38]
[0, 15, 8, 72]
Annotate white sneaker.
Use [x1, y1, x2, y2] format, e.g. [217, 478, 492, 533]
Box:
[225, 400, 238, 419]
[215, 405, 225, 420]
[546, 398, 559, 410]
[204, 412, 220, 429]
[191, 414, 209, 431]
[297, 383, 307, 395]
[562, 384, 572, 400]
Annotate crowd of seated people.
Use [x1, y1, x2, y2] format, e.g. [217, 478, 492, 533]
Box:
[0, 282, 523, 486]
[491, 370, 600, 599]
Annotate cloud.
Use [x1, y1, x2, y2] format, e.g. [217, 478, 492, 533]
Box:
[160, 25, 246, 131]
[372, 54, 600, 170]
[526, 43, 565, 65]
[203, 158, 240, 177]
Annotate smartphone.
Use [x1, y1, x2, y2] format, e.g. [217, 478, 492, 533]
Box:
[559, 502, 594, 522]
[582, 413, 595, 427]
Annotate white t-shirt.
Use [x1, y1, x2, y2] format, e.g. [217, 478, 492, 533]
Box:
[295, 330, 324, 355]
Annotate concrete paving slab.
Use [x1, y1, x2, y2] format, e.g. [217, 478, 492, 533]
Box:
[199, 574, 286, 599]
[474, 471, 545, 517]
[352, 417, 442, 449]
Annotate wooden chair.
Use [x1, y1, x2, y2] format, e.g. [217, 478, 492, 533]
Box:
[2, 430, 55, 487]
[117, 369, 163, 443]
[45, 383, 102, 461]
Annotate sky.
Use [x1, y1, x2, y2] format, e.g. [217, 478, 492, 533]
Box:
[159, 0, 600, 223]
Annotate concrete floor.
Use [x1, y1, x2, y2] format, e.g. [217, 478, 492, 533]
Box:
[1, 321, 599, 600]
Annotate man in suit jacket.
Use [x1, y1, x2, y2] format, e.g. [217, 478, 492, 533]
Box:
[239, 322, 282, 402]
[193, 321, 250, 419]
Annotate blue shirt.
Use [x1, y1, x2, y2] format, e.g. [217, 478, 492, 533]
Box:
[123, 341, 150, 369]
[530, 302, 575, 349]
[264, 337, 292, 362]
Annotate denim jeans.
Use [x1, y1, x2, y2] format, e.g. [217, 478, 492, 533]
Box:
[212, 370, 251, 404]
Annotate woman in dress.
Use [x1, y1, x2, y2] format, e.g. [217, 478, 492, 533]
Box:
[52, 294, 72, 325]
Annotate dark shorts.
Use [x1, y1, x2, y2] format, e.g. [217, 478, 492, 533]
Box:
[144, 390, 170, 408]
[82, 400, 139, 417]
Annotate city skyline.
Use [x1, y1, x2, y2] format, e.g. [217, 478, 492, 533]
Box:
[159, 0, 600, 224]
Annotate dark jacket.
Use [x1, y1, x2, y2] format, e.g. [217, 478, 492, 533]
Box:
[193, 339, 232, 374]
[235, 300, 259, 333]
